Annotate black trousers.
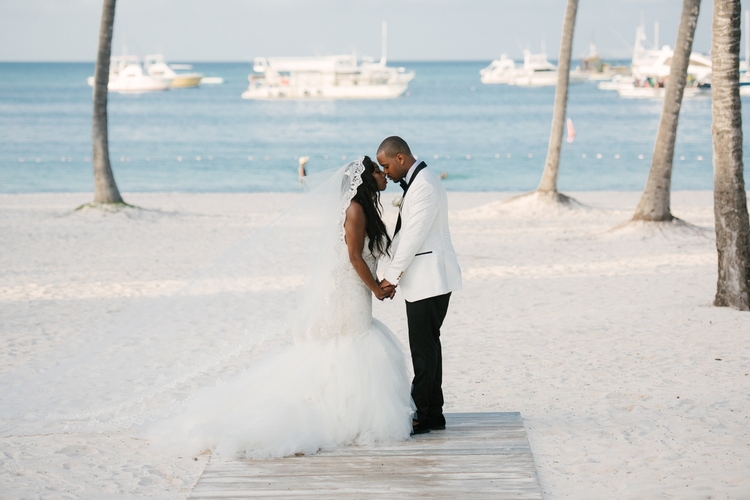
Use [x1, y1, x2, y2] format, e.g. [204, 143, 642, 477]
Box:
[405, 292, 451, 423]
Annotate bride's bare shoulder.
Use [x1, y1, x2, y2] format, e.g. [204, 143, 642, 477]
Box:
[344, 201, 366, 245]
[345, 200, 365, 221]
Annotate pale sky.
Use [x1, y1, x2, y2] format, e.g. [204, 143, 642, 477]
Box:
[0, 0, 747, 62]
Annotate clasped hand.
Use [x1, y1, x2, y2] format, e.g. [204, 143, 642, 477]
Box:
[374, 279, 397, 301]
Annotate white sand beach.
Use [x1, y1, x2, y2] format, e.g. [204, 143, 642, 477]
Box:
[1, 190, 749, 499]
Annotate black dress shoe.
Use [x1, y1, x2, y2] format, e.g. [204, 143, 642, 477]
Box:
[410, 420, 431, 435]
[429, 414, 446, 430]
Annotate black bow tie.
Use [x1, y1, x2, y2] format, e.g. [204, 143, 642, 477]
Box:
[399, 179, 408, 191]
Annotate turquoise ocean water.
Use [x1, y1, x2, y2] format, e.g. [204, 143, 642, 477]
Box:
[0, 61, 747, 194]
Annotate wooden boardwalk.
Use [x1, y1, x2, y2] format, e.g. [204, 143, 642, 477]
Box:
[190, 412, 542, 499]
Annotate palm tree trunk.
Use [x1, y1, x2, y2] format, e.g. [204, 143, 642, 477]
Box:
[633, 0, 701, 222]
[537, 0, 578, 193]
[712, 0, 750, 310]
[92, 0, 123, 204]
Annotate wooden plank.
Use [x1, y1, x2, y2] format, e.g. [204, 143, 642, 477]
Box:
[190, 412, 542, 499]
[202, 456, 535, 475]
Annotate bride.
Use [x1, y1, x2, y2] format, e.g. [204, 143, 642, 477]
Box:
[148, 156, 414, 458]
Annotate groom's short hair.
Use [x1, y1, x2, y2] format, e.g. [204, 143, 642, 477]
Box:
[378, 136, 412, 158]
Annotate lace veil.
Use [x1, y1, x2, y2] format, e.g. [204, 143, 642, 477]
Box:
[0, 158, 367, 437]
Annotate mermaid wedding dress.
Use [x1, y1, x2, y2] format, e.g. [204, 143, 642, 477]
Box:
[1, 159, 412, 450]
[148, 161, 414, 459]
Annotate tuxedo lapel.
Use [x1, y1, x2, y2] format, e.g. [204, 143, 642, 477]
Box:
[395, 161, 427, 235]
[402, 161, 426, 196]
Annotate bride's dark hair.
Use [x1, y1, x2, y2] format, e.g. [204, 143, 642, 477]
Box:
[352, 156, 392, 256]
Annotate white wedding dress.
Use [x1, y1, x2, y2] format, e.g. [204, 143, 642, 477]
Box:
[150, 239, 414, 459]
[1, 159, 413, 448]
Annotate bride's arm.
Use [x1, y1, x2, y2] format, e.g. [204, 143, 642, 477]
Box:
[344, 202, 393, 300]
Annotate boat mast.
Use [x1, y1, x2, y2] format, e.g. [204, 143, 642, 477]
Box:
[633, 24, 645, 65]
[654, 21, 659, 49]
[380, 21, 387, 66]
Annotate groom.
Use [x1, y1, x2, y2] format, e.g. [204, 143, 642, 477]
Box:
[377, 136, 462, 435]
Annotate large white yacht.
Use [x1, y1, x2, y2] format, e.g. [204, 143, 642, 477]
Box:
[242, 23, 414, 100]
[599, 23, 712, 98]
[87, 56, 170, 92]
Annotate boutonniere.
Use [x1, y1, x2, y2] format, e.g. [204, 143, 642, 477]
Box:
[392, 195, 403, 208]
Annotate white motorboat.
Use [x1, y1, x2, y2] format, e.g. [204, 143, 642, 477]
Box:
[628, 22, 711, 81]
[87, 56, 170, 92]
[242, 22, 414, 100]
[514, 51, 562, 86]
[479, 54, 516, 84]
[144, 55, 203, 88]
[479, 50, 585, 87]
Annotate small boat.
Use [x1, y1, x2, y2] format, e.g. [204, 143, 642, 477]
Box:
[241, 22, 414, 100]
[571, 43, 630, 82]
[144, 55, 203, 88]
[86, 56, 170, 92]
[479, 50, 585, 87]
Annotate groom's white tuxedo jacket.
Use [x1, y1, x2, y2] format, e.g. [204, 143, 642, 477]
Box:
[383, 163, 462, 302]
